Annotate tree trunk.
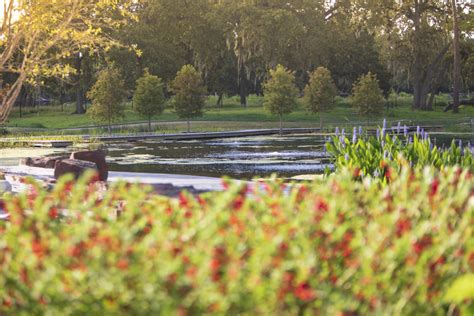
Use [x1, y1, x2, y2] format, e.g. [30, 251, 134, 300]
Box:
[427, 92, 436, 109]
[238, 64, 248, 108]
[216, 93, 223, 107]
[451, 0, 461, 113]
[412, 44, 450, 110]
[239, 82, 247, 108]
[279, 115, 283, 135]
[74, 54, 85, 114]
[0, 74, 26, 123]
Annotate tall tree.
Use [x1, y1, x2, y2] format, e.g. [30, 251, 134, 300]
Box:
[351, 72, 385, 117]
[133, 70, 166, 131]
[87, 67, 126, 134]
[0, 0, 135, 123]
[304, 67, 337, 128]
[451, 0, 461, 113]
[170, 65, 207, 132]
[365, 0, 452, 110]
[263, 64, 298, 134]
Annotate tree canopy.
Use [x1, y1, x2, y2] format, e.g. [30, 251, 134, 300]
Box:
[0, 0, 136, 123]
[1, 0, 472, 122]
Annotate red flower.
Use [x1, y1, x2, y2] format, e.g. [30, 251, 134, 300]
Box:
[31, 239, 45, 259]
[353, 167, 361, 178]
[48, 207, 59, 219]
[430, 178, 440, 198]
[314, 198, 329, 213]
[179, 192, 189, 208]
[294, 282, 315, 302]
[210, 258, 221, 270]
[412, 235, 432, 255]
[116, 259, 129, 270]
[396, 218, 411, 237]
[232, 196, 245, 210]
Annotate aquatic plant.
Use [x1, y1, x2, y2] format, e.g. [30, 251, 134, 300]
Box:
[326, 122, 473, 180]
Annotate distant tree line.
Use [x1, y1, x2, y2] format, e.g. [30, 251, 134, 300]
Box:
[1, 0, 473, 124]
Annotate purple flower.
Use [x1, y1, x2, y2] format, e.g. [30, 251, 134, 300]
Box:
[359, 126, 363, 136]
[383, 119, 387, 130]
[344, 154, 349, 161]
[335, 127, 339, 136]
[352, 127, 358, 144]
[416, 126, 420, 135]
[403, 125, 408, 136]
[341, 129, 345, 137]
[458, 139, 463, 148]
[376, 129, 380, 139]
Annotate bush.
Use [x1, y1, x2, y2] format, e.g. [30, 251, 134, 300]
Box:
[0, 167, 472, 315]
[351, 72, 385, 117]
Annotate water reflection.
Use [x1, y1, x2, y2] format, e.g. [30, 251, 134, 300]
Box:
[106, 134, 330, 179]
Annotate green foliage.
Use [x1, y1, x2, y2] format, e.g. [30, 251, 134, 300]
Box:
[351, 72, 385, 117]
[326, 126, 473, 180]
[304, 67, 337, 114]
[170, 65, 207, 121]
[0, 167, 472, 314]
[87, 67, 127, 131]
[263, 65, 298, 124]
[444, 274, 474, 315]
[133, 70, 166, 129]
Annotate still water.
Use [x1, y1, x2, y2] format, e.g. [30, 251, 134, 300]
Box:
[106, 135, 331, 179]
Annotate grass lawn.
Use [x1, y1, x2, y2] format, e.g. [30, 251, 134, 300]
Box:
[3, 94, 474, 133]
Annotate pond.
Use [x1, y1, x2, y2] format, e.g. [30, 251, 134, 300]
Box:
[106, 134, 330, 179]
[0, 133, 472, 180]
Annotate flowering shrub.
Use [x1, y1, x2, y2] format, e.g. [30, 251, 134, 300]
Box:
[0, 167, 472, 315]
[326, 122, 473, 180]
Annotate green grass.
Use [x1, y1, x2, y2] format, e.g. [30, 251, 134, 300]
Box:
[4, 94, 474, 133]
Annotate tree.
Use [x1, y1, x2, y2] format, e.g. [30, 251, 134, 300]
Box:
[351, 72, 385, 117]
[360, 0, 452, 110]
[263, 65, 298, 134]
[0, 0, 135, 123]
[451, 0, 461, 113]
[87, 67, 126, 134]
[170, 65, 207, 132]
[133, 70, 166, 132]
[304, 67, 337, 128]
